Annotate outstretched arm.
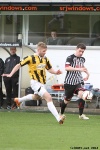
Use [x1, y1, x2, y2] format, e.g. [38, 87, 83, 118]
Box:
[48, 68, 62, 75]
[2, 63, 21, 77]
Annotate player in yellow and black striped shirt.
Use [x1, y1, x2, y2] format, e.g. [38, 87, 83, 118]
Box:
[3, 42, 66, 124]
[20, 53, 52, 84]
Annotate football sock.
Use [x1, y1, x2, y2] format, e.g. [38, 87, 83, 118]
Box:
[60, 100, 67, 114]
[79, 108, 84, 116]
[18, 94, 33, 103]
[47, 101, 60, 122]
[78, 99, 85, 116]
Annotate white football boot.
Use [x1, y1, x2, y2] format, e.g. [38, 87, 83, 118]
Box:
[79, 114, 89, 120]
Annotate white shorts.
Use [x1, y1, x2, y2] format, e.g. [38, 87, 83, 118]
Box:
[30, 79, 46, 97]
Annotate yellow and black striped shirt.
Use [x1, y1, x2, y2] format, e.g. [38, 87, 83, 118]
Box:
[20, 54, 52, 84]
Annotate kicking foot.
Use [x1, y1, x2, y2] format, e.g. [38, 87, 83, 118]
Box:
[14, 98, 21, 107]
[59, 114, 66, 124]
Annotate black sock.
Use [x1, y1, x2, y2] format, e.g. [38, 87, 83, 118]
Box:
[78, 99, 85, 116]
[60, 100, 67, 114]
[79, 108, 83, 116]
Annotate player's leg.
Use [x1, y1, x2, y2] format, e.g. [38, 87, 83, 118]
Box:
[12, 79, 43, 109]
[60, 100, 67, 115]
[42, 91, 65, 124]
[15, 94, 40, 103]
[77, 88, 93, 101]
[30, 79, 66, 124]
[75, 85, 89, 120]
[78, 98, 89, 119]
[60, 84, 74, 115]
[78, 99, 85, 116]
[14, 79, 65, 124]
[13, 94, 41, 108]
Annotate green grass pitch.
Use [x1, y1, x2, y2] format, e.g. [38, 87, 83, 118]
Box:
[0, 111, 100, 150]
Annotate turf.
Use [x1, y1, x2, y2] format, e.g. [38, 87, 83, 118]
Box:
[0, 111, 100, 150]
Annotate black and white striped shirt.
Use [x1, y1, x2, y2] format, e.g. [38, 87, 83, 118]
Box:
[64, 54, 85, 85]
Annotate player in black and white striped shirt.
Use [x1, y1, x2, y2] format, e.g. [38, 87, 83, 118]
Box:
[60, 43, 91, 120]
[64, 54, 85, 85]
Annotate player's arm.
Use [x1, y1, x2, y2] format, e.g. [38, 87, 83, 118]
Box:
[2, 63, 21, 77]
[48, 68, 62, 75]
[65, 64, 87, 72]
[83, 68, 90, 81]
[65, 63, 90, 81]
[45, 57, 62, 75]
[65, 56, 87, 72]
[2, 56, 30, 78]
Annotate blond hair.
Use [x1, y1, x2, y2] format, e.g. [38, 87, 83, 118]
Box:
[37, 42, 47, 49]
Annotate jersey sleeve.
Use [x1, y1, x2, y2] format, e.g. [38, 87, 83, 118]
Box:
[65, 55, 73, 66]
[45, 57, 52, 70]
[82, 57, 85, 63]
[20, 56, 31, 66]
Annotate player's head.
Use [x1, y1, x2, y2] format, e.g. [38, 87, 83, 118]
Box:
[75, 43, 86, 57]
[10, 47, 17, 55]
[37, 42, 47, 57]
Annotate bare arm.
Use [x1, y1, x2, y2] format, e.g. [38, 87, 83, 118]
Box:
[66, 66, 90, 81]
[84, 69, 90, 81]
[65, 66, 87, 72]
[48, 68, 62, 75]
[2, 63, 21, 77]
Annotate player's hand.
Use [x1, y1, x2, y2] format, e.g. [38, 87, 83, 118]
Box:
[56, 69, 62, 75]
[2, 74, 11, 77]
[84, 74, 89, 81]
[83, 77, 88, 81]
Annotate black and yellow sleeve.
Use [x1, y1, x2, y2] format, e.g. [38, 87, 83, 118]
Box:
[20, 56, 31, 67]
[45, 57, 52, 70]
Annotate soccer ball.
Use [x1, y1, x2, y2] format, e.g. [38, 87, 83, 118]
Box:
[82, 91, 93, 101]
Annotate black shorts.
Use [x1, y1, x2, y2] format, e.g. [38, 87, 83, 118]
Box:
[64, 83, 84, 101]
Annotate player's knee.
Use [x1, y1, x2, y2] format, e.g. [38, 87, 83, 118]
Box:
[78, 90, 84, 99]
[64, 98, 70, 104]
[43, 92, 52, 102]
